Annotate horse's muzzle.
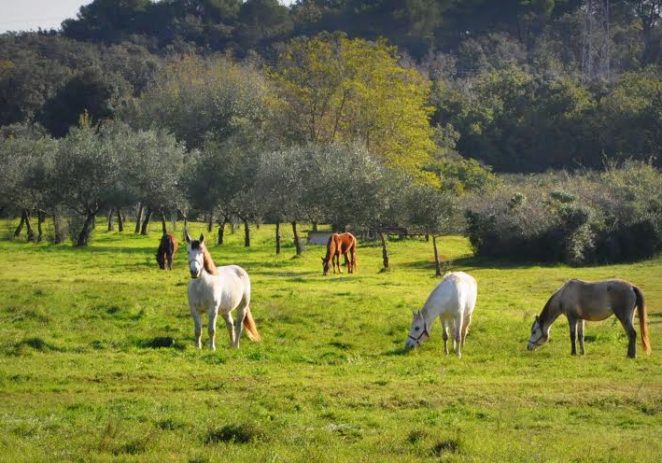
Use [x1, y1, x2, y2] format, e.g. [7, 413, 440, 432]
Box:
[527, 342, 536, 351]
[190, 271, 200, 279]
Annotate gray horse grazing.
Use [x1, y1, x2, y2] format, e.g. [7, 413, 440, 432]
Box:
[528, 279, 651, 358]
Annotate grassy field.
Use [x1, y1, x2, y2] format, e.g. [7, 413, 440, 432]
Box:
[1, 222, 661, 462]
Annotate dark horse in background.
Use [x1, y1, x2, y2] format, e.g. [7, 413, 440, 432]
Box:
[322, 232, 357, 275]
[156, 233, 178, 270]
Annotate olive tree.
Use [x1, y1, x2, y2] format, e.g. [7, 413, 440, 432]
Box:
[404, 184, 456, 276]
[0, 125, 57, 241]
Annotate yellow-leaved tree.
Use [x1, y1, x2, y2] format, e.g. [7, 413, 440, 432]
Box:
[271, 33, 435, 182]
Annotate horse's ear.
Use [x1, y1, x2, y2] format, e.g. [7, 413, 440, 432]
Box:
[535, 315, 539, 322]
[185, 230, 191, 243]
[199, 234, 205, 243]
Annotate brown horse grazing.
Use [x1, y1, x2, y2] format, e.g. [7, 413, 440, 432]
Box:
[528, 279, 651, 358]
[156, 233, 178, 270]
[322, 232, 357, 275]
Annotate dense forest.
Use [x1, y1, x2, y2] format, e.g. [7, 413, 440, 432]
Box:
[2, 0, 661, 169]
[1, 0, 662, 264]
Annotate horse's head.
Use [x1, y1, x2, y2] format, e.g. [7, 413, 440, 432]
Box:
[405, 310, 430, 349]
[185, 232, 206, 279]
[527, 315, 550, 350]
[321, 257, 331, 276]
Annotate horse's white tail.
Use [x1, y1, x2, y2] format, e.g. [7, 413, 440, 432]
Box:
[243, 310, 261, 342]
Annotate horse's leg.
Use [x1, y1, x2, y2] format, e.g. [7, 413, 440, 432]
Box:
[349, 248, 355, 273]
[335, 253, 342, 274]
[232, 305, 247, 349]
[207, 306, 218, 351]
[615, 310, 637, 358]
[221, 312, 235, 347]
[453, 314, 463, 358]
[578, 319, 586, 355]
[191, 308, 202, 349]
[568, 316, 578, 355]
[461, 313, 472, 348]
[441, 320, 449, 355]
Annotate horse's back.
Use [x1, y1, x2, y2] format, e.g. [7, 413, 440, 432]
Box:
[217, 264, 251, 298]
[448, 271, 477, 314]
[561, 278, 636, 318]
[426, 271, 477, 316]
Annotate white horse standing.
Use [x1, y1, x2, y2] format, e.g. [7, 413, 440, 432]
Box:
[186, 233, 260, 349]
[405, 271, 477, 357]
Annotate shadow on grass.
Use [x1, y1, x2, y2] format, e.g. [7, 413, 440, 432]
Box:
[206, 423, 265, 445]
[397, 254, 570, 272]
[136, 336, 187, 351]
[384, 346, 410, 356]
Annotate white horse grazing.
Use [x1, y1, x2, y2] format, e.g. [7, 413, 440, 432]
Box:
[405, 271, 477, 357]
[186, 233, 260, 349]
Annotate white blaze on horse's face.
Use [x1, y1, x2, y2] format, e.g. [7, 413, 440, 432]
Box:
[527, 316, 549, 350]
[405, 311, 429, 349]
[187, 243, 204, 279]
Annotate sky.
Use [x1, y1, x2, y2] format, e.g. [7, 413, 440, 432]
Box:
[0, 0, 295, 34]
[0, 0, 93, 33]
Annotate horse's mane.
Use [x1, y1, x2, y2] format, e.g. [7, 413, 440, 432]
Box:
[324, 233, 338, 260]
[538, 290, 559, 326]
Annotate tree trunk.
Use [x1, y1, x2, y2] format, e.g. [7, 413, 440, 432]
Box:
[275, 222, 281, 254]
[432, 235, 442, 277]
[116, 208, 124, 232]
[312, 221, 318, 232]
[134, 202, 144, 234]
[140, 208, 153, 235]
[292, 221, 302, 256]
[207, 212, 213, 233]
[379, 231, 389, 269]
[217, 216, 227, 245]
[14, 209, 26, 238]
[24, 209, 35, 242]
[52, 209, 64, 244]
[76, 210, 96, 246]
[160, 210, 167, 235]
[107, 208, 114, 231]
[243, 219, 250, 247]
[37, 210, 45, 242]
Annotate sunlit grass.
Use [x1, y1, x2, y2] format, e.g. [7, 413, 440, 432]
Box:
[0, 221, 661, 462]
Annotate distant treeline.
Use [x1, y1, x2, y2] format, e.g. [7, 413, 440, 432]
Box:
[1, 1, 661, 173]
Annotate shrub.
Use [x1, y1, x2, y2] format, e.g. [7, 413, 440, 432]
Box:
[464, 163, 662, 264]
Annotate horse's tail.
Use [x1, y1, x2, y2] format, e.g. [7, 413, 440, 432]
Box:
[243, 309, 261, 342]
[168, 234, 178, 255]
[633, 286, 651, 354]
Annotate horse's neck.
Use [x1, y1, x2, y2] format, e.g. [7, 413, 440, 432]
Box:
[325, 240, 337, 258]
[540, 293, 562, 330]
[203, 250, 218, 275]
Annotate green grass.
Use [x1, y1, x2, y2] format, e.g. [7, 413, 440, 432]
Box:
[1, 222, 661, 462]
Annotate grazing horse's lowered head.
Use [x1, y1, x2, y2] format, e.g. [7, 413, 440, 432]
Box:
[527, 315, 550, 351]
[405, 310, 431, 349]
